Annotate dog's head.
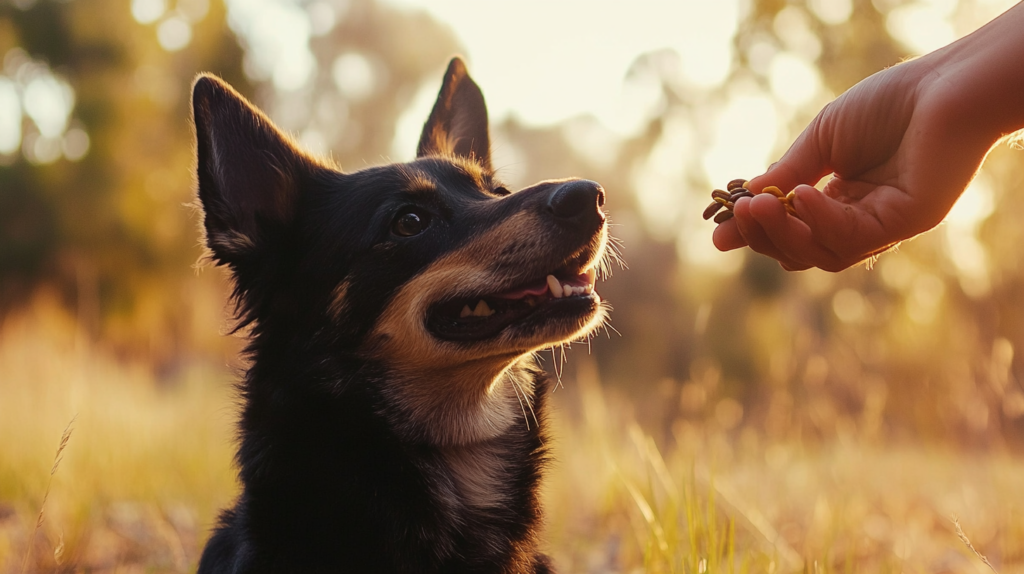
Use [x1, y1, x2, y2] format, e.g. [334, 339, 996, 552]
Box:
[193, 58, 610, 442]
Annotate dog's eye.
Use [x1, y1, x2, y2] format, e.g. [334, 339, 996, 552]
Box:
[391, 208, 432, 237]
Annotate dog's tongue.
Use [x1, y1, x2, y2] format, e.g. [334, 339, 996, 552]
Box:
[493, 270, 596, 300]
[494, 280, 549, 300]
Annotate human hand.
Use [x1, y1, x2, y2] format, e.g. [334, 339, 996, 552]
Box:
[712, 3, 1024, 271]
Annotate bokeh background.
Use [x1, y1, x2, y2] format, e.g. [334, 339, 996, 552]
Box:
[2, 0, 1024, 572]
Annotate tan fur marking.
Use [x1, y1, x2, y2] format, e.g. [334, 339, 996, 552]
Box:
[362, 211, 607, 445]
[396, 164, 438, 194]
[209, 230, 256, 254]
[440, 362, 536, 507]
[328, 280, 350, 321]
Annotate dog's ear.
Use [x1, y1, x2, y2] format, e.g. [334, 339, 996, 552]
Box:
[417, 57, 491, 171]
[192, 74, 311, 264]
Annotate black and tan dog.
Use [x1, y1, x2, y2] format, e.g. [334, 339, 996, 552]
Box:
[192, 57, 610, 574]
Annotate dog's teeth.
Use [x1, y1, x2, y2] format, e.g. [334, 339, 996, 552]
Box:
[546, 275, 563, 298]
[460, 305, 472, 318]
[473, 300, 494, 317]
[584, 284, 593, 294]
[563, 283, 574, 296]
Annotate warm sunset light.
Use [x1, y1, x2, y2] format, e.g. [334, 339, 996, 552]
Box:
[2, 0, 1024, 571]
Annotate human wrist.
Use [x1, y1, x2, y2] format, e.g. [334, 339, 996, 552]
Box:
[927, 2, 1024, 140]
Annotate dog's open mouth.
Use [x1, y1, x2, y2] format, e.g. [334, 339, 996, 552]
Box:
[426, 265, 599, 342]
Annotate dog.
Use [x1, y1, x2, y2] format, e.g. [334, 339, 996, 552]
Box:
[192, 57, 610, 573]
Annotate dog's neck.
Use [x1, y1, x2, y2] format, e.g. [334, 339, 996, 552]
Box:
[377, 356, 541, 446]
[232, 342, 550, 569]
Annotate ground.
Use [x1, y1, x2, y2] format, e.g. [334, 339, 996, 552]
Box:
[0, 300, 1017, 574]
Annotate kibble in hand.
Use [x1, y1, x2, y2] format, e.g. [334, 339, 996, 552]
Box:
[703, 179, 801, 222]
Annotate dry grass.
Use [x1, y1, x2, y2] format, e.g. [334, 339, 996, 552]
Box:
[20, 415, 74, 574]
[2, 298, 1024, 573]
[0, 296, 237, 573]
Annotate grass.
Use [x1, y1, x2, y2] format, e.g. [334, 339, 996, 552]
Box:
[2, 298, 1023, 572]
[20, 415, 74, 574]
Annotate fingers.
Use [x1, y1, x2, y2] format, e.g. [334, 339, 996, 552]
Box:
[737, 193, 837, 270]
[711, 219, 747, 250]
[711, 179, 905, 272]
[712, 195, 816, 270]
[712, 199, 808, 270]
[734, 185, 902, 272]
[748, 114, 833, 194]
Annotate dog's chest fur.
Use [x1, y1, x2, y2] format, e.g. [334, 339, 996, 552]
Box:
[207, 355, 552, 574]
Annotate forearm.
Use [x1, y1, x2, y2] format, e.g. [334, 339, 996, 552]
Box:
[927, 1, 1024, 140]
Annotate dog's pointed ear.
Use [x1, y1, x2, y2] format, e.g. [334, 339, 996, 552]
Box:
[192, 74, 311, 264]
[416, 57, 491, 171]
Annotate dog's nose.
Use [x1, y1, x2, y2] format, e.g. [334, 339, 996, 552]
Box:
[546, 180, 605, 224]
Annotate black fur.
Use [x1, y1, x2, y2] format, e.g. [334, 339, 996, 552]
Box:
[193, 58, 606, 574]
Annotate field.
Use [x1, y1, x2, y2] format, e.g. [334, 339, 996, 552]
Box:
[2, 297, 1020, 574]
[4, 0, 1024, 572]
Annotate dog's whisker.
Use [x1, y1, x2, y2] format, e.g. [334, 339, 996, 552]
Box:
[508, 375, 531, 431]
[513, 376, 540, 431]
[549, 346, 562, 383]
[605, 321, 622, 338]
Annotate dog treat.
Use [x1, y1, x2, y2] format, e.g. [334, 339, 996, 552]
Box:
[713, 210, 735, 224]
[702, 201, 724, 220]
[703, 179, 800, 221]
[727, 178, 747, 191]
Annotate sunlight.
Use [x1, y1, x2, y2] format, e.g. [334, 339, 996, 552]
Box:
[633, 112, 692, 239]
[130, 0, 166, 24]
[157, 16, 193, 52]
[62, 127, 90, 162]
[833, 288, 868, 323]
[769, 52, 821, 106]
[307, 1, 340, 36]
[943, 175, 994, 297]
[702, 94, 778, 187]
[611, 67, 666, 136]
[382, 0, 738, 133]
[226, 0, 316, 91]
[561, 117, 621, 169]
[12, 2, 1024, 571]
[332, 52, 376, 101]
[885, 1, 957, 54]
[774, 7, 822, 62]
[808, 0, 854, 24]
[678, 228, 746, 273]
[945, 173, 994, 228]
[0, 48, 85, 163]
[178, 0, 210, 23]
[391, 79, 441, 160]
[25, 133, 61, 165]
[906, 273, 945, 324]
[22, 74, 74, 139]
[0, 78, 20, 155]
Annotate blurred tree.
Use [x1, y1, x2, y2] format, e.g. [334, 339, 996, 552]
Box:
[0, 0, 460, 367]
[3, 0, 1024, 448]
[0, 0, 248, 363]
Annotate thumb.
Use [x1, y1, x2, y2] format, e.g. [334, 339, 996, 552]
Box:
[748, 113, 832, 194]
